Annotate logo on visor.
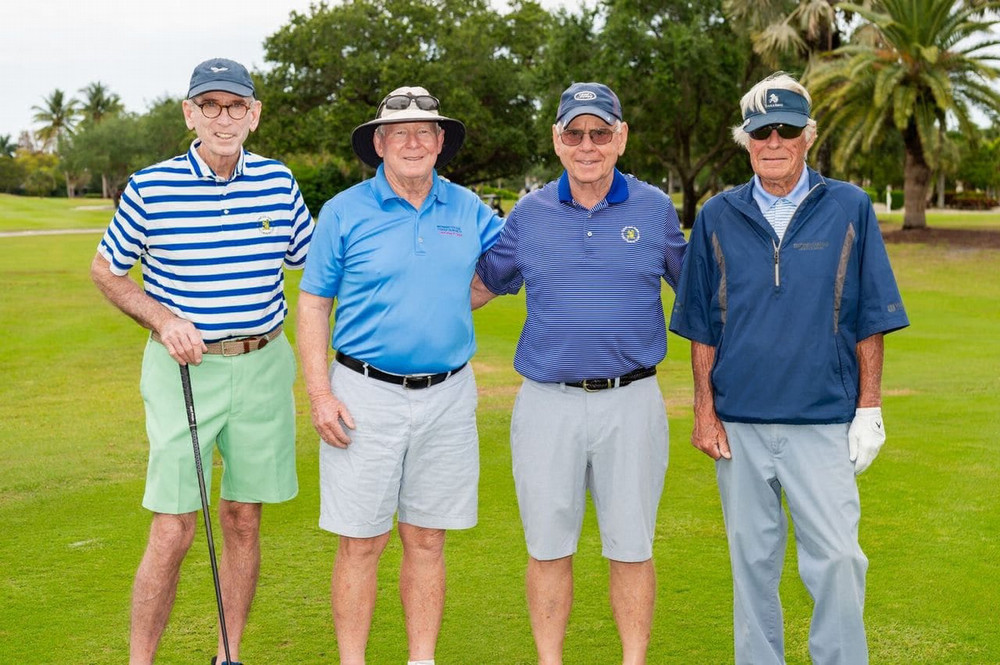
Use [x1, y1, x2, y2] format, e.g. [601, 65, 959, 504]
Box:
[574, 91, 598, 101]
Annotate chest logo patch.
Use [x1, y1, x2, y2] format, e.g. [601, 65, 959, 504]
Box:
[258, 216, 273, 234]
[621, 226, 640, 243]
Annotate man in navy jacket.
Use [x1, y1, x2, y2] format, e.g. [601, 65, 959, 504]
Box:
[670, 72, 909, 665]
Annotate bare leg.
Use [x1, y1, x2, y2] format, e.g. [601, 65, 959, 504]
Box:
[610, 559, 656, 665]
[331, 532, 391, 665]
[398, 523, 446, 662]
[129, 512, 197, 665]
[526, 555, 573, 665]
[214, 500, 262, 663]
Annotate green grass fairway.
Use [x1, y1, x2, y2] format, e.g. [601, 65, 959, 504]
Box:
[0, 201, 998, 663]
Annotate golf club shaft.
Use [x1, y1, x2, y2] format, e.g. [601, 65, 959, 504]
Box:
[179, 363, 233, 665]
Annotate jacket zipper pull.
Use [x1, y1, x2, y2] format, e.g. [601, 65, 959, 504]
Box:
[773, 241, 780, 287]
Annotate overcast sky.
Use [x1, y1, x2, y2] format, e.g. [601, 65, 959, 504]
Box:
[5, 0, 568, 142]
[3, 1, 331, 140]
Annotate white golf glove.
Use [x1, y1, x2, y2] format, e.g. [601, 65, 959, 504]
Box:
[848, 407, 885, 475]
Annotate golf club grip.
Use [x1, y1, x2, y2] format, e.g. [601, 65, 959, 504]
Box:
[178, 363, 233, 663]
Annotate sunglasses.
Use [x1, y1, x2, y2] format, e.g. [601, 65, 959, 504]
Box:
[558, 126, 620, 146]
[747, 123, 805, 141]
[378, 93, 440, 115]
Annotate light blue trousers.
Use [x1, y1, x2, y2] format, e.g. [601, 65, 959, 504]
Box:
[717, 422, 868, 665]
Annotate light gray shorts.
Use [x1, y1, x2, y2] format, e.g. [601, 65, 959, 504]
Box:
[510, 376, 669, 562]
[319, 361, 479, 538]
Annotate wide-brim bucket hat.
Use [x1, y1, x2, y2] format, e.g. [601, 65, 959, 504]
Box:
[351, 86, 466, 169]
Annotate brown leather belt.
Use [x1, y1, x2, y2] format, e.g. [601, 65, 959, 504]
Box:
[151, 325, 283, 357]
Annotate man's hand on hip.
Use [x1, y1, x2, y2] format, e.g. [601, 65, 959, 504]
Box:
[848, 406, 885, 475]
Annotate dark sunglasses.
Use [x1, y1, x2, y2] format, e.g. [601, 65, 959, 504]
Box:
[378, 93, 440, 115]
[747, 123, 805, 141]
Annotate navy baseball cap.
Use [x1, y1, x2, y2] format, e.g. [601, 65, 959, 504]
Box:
[556, 82, 623, 125]
[742, 88, 810, 133]
[187, 58, 255, 99]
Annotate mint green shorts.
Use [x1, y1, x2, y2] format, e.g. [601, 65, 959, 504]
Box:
[139, 334, 298, 514]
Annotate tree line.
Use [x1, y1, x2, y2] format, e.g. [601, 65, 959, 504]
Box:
[4, 0, 1000, 230]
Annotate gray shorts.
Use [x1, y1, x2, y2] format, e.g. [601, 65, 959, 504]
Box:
[319, 361, 479, 538]
[510, 376, 669, 562]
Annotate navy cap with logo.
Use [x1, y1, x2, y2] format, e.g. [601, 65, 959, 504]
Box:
[556, 82, 623, 125]
[187, 58, 255, 99]
[742, 88, 810, 133]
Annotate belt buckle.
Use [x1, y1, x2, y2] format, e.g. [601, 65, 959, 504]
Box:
[582, 378, 613, 392]
[221, 338, 244, 357]
[403, 375, 433, 389]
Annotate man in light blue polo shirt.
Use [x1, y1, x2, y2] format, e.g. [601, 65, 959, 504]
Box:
[473, 82, 686, 665]
[297, 86, 503, 665]
[669, 72, 909, 665]
[91, 57, 313, 665]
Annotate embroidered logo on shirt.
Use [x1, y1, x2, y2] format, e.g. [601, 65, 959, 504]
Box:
[258, 216, 273, 234]
[621, 226, 640, 243]
[437, 225, 462, 237]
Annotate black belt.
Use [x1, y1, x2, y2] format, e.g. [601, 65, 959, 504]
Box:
[335, 351, 466, 390]
[565, 366, 657, 392]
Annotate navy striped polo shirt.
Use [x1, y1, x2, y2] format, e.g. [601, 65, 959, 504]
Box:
[476, 169, 686, 383]
[98, 141, 313, 341]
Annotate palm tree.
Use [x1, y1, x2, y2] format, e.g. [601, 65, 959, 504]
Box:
[78, 82, 125, 197]
[78, 81, 124, 124]
[806, 0, 1000, 229]
[0, 134, 15, 158]
[31, 89, 79, 151]
[724, 0, 846, 68]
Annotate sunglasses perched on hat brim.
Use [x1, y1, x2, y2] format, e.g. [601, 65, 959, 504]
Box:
[377, 93, 440, 116]
[747, 123, 805, 141]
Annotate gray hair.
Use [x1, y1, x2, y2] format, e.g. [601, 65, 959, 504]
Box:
[731, 72, 818, 149]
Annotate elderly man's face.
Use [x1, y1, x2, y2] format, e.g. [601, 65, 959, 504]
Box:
[182, 91, 261, 177]
[552, 115, 627, 192]
[374, 122, 444, 184]
[747, 124, 814, 196]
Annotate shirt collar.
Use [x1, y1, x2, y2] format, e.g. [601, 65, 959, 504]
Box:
[186, 139, 246, 181]
[372, 164, 446, 208]
[558, 168, 630, 205]
[752, 165, 810, 211]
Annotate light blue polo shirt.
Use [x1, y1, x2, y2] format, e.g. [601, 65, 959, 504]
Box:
[300, 165, 504, 375]
[752, 166, 810, 240]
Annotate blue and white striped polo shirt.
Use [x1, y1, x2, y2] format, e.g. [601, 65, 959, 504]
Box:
[98, 140, 313, 342]
[476, 169, 687, 383]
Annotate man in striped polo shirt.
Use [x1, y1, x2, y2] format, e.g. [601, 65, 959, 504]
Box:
[91, 57, 313, 665]
[472, 82, 686, 665]
[669, 72, 909, 664]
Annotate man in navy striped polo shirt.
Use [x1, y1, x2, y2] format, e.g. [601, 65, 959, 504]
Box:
[91, 57, 313, 665]
[473, 82, 686, 665]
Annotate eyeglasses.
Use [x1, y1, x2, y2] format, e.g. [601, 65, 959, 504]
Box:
[558, 125, 620, 146]
[747, 123, 804, 141]
[378, 93, 440, 115]
[193, 100, 252, 120]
